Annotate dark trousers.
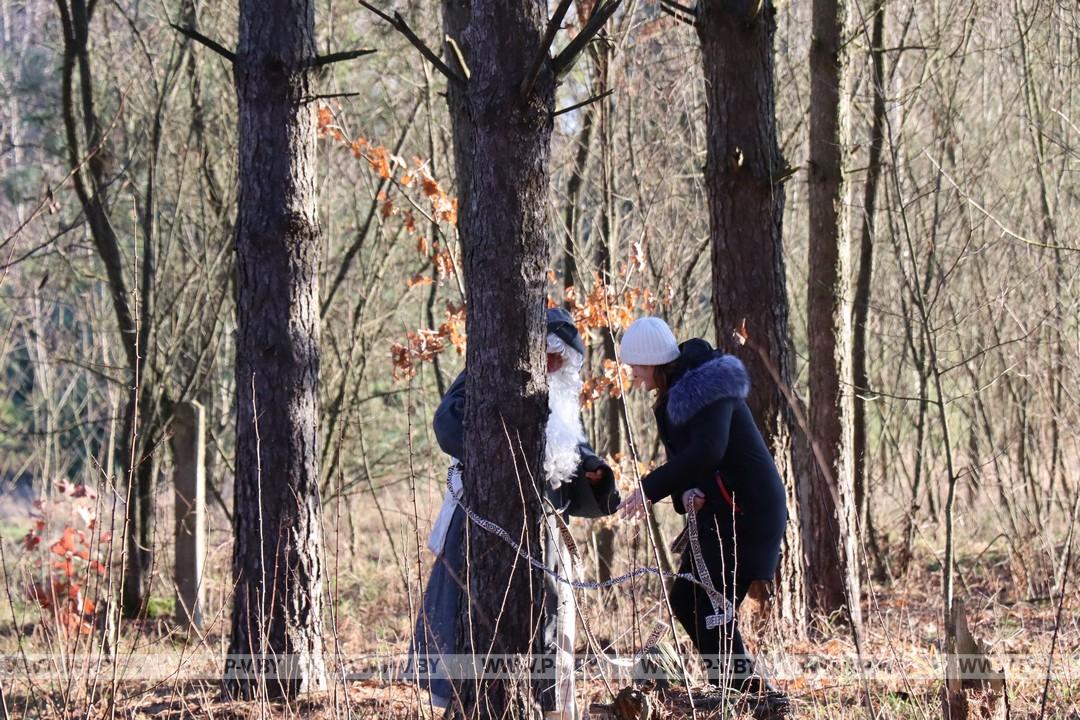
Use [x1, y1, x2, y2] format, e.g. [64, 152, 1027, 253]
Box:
[669, 513, 756, 687]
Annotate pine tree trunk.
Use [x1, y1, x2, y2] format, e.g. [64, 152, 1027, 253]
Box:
[442, 0, 555, 714]
[698, 0, 807, 635]
[226, 0, 327, 698]
[806, 0, 862, 629]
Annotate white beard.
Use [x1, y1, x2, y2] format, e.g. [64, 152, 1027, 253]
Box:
[545, 365, 587, 490]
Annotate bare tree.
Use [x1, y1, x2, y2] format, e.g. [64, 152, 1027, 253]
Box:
[697, 0, 807, 631]
[441, 0, 556, 713]
[226, 0, 327, 698]
[805, 0, 861, 629]
[53, 0, 185, 617]
[851, 0, 888, 580]
[433, 0, 621, 712]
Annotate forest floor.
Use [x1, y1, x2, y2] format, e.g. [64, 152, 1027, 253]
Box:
[1, 478, 1077, 719]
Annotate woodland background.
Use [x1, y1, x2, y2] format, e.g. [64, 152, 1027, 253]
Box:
[0, 0, 1077, 717]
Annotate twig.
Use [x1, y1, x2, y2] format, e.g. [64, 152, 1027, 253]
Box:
[924, 150, 1079, 252]
[660, 0, 697, 17]
[321, 96, 423, 315]
[168, 23, 235, 63]
[393, 12, 466, 85]
[356, 0, 394, 24]
[732, 320, 876, 710]
[1, 95, 126, 253]
[659, 3, 698, 27]
[357, 1, 465, 85]
[520, 0, 574, 98]
[312, 48, 377, 67]
[299, 91, 363, 104]
[444, 36, 471, 80]
[603, 316, 700, 708]
[552, 0, 623, 79]
[1038, 492, 1080, 720]
[552, 88, 614, 117]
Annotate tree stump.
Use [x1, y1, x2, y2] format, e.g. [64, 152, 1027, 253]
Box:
[942, 599, 1008, 720]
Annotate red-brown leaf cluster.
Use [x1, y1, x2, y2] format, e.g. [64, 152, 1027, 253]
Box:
[563, 274, 670, 336]
[391, 302, 467, 380]
[316, 104, 457, 230]
[21, 484, 109, 638]
[580, 358, 632, 409]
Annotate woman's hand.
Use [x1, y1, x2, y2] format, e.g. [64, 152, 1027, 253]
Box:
[619, 488, 651, 520]
[681, 487, 706, 512]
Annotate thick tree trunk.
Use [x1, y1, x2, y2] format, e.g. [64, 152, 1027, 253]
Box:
[226, 0, 327, 699]
[698, 0, 807, 635]
[442, 1, 554, 714]
[806, 0, 862, 628]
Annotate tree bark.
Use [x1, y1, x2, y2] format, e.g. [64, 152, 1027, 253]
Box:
[594, 38, 619, 583]
[226, 0, 327, 698]
[442, 0, 555, 714]
[561, 106, 595, 301]
[852, 0, 887, 581]
[806, 0, 861, 628]
[698, 0, 807, 634]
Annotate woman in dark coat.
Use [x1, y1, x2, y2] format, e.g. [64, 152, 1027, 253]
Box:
[618, 316, 788, 699]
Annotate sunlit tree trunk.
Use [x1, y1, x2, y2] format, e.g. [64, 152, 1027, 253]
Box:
[698, 0, 807, 633]
[226, 0, 327, 698]
[806, 0, 862, 630]
[852, 0, 888, 580]
[442, 0, 554, 714]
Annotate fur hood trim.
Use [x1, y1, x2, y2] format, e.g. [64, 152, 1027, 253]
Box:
[666, 355, 750, 426]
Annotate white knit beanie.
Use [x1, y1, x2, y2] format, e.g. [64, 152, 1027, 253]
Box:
[620, 317, 680, 365]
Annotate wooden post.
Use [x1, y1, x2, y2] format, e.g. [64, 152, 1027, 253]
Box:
[172, 401, 206, 631]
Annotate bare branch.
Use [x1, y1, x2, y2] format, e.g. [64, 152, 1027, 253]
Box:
[445, 36, 471, 81]
[552, 88, 614, 118]
[1, 96, 126, 252]
[659, 0, 697, 16]
[552, 0, 622, 79]
[169, 23, 236, 64]
[520, 0, 573, 98]
[924, 150, 1079, 252]
[322, 97, 423, 316]
[300, 92, 363, 104]
[357, 1, 465, 85]
[659, 2, 697, 27]
[312, 48, 377, 67]
[356, 0, 394, 24]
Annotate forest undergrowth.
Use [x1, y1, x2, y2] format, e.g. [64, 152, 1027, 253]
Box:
[1, 473, 1076, 719]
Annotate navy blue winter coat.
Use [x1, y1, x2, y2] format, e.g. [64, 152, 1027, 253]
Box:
[641, 339, 788, 580]
[433, 371, 620, 518]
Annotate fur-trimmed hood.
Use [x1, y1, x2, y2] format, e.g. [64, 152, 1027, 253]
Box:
[666, 352, 750, 426]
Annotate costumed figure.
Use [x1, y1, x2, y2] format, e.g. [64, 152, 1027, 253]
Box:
[411, 307, 620, 719]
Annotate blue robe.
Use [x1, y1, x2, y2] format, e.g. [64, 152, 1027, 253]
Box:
[410, 371, 619, 710]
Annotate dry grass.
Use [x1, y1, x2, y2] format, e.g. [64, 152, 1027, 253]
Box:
[2, 465, 1078, 719]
